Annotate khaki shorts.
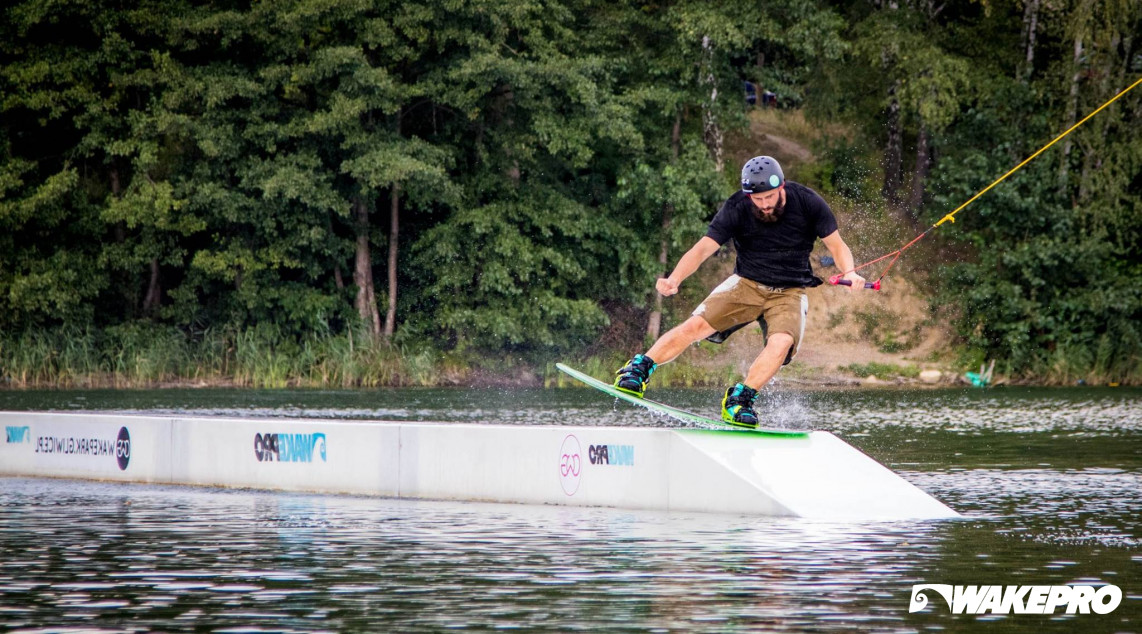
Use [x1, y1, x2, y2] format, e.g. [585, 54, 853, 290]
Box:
[692, 274, 808, 365]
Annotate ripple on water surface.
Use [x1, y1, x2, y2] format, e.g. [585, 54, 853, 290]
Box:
[0, 386, 1138, 631]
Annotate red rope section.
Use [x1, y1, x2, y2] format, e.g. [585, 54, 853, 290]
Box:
[850, 226, 937, 283]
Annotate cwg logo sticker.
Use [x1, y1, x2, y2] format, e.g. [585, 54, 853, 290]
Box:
[559, 434, 582, 496]
[116, 427, 131, 471]
[909, 584, 1122, 615]
[5, 426, 31, 444]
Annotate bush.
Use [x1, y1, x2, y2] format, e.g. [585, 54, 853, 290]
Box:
[842, 362, 920, 379]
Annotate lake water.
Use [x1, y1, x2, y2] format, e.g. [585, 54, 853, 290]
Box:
[0, 386, 1139, 631]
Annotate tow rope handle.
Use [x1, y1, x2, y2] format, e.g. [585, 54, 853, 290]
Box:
[828, 274, 881, 291]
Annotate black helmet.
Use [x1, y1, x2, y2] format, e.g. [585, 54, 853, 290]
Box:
[741, 156, 784, 193]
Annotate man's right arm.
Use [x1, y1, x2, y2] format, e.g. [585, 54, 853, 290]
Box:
[656, 236, 722, 296]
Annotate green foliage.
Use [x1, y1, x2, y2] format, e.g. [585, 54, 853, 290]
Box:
[928, 75, 1142, 383]
[842, 362, 920, 379]
[849, 12, 972, 132]
[413, 185, 612, 352]
[808, 135, 880, 203]
[808, 0, 1142, 384]
[615, 139, 725, 253]
[1, 0, 1139, 386]
[848, 306, 917, 354]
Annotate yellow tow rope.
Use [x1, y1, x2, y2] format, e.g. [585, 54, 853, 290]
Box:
[934, 75, 1142, 228]
[832, 75, 1142, 288]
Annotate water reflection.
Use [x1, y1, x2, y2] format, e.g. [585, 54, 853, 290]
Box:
[0, 386, 1138, 631]
[0, 385, 1137, 434]
[0, 478, 941, 631]
[0, 469, 1138, 632]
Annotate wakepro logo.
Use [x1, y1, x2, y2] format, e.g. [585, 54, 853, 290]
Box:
[909, 584, 1122, 615]
[254, 432, 327, 463]
[588, 444, 634, 466]
[5, 426, 31, 444]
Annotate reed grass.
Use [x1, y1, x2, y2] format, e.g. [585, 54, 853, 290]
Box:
[3, 326, 1137, 389]
[0, 325, 446, 389]
[1028, 336, 1141, 387]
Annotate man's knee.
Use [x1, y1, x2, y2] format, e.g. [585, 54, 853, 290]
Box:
[767, 332, 794, 352]
[679, 316, 716, 341]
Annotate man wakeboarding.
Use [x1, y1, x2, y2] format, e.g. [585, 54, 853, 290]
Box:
[614, 155, 866, 428]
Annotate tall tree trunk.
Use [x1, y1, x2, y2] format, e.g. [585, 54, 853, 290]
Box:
[1058, 33, 1083, 194]
[353, 197, 381, 338]
[754, 50, 766, 107]
[1079, 31, 1125, 206]
[328, 210, 344, 290]
[882, 80, 903, 206]
[382, 112, 403, 340]
[142, 258, 161, 314]
[1019, 0, 1041, 80]
[906, 116, 931, 225]
[647, 113, 683, 342]
[1077, 150, 1093, 205]
[700, 35, 724, 173]
[383, 183, 399, 340]
[644, 213, 669, 343]
[110, 168, 125, 243]
[110, 167, 158, 315]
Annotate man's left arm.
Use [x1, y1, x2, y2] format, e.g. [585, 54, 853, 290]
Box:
[820, 231, 866, 292]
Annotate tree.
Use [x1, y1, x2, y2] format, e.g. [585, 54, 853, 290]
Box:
[0, 0, 171, 329]
[849, 8, 970, 217]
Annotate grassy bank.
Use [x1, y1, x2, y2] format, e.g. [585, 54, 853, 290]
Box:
[2, 326, 1136, 389]
[0, 326, 447, 389]
[0, 326, 775, 390]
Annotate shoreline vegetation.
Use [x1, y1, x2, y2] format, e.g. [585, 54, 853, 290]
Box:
[3, 2, 1139, 392]
[2, 326, 1133, 390]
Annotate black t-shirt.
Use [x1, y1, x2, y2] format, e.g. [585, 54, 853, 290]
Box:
[705, 181, 838, 288]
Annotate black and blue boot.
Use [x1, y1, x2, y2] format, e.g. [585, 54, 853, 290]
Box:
[721, 383, 760, 429]
[614, 354, 657, 398]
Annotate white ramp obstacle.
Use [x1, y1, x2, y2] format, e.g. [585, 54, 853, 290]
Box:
[0, 412, 958, 521]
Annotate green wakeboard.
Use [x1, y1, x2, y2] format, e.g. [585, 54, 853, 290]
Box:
[555, 363, 809, 437]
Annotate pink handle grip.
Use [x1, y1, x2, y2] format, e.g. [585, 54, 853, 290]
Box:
[829, 275, 881, 290]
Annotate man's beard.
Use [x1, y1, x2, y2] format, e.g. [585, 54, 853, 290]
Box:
[754, 198, 785, 223]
